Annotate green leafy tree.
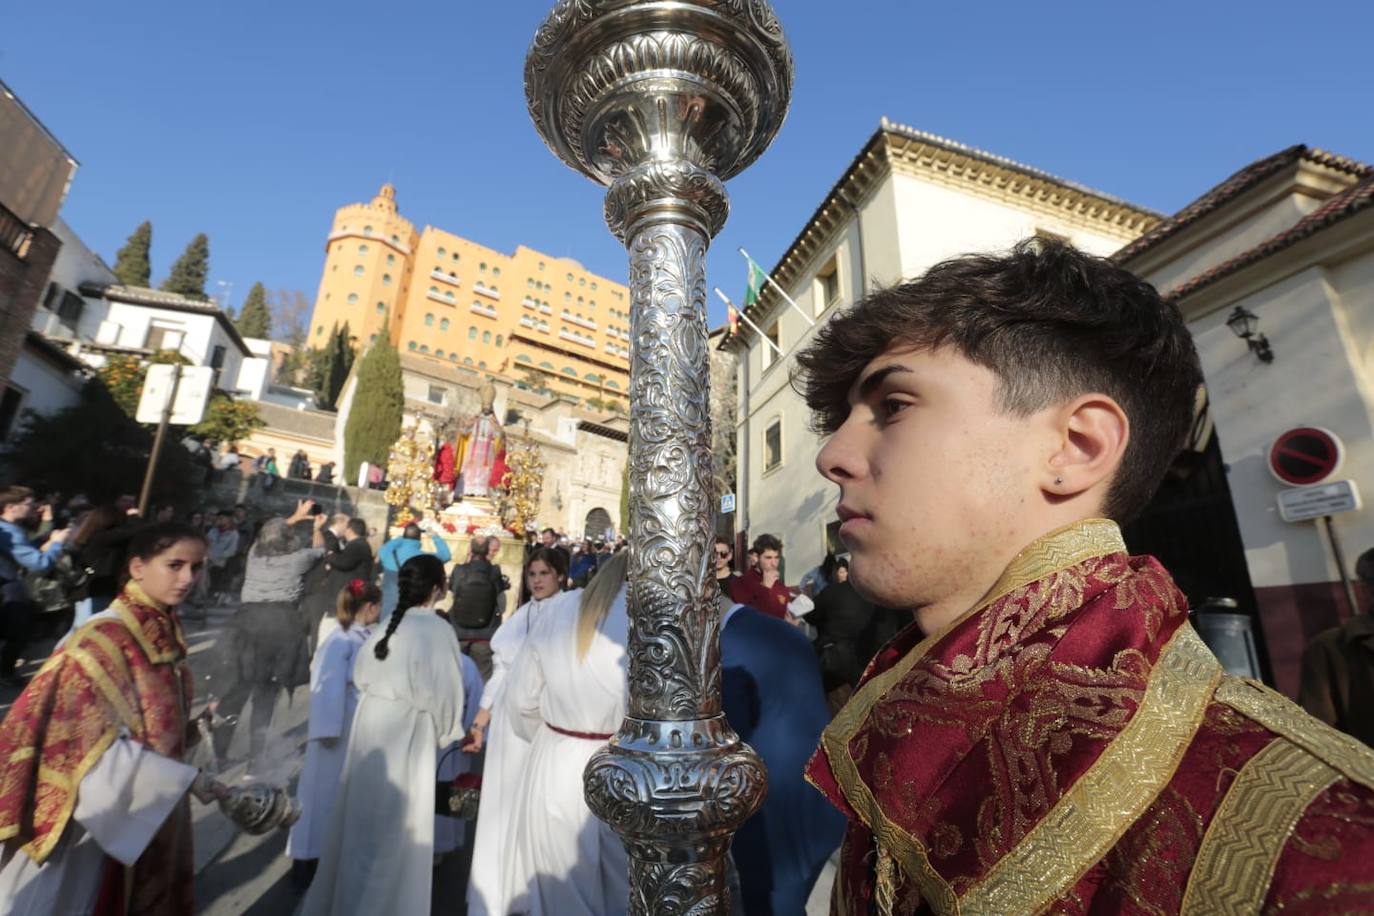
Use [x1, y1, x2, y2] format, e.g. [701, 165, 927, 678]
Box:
[235, 281, 271, 338]
[190, 395, 264, 445]
[112, 221, 152, 287]
[343, 336, 403, 482]
[585, 396, 608, 413]
[1, 379, 197, 504]
[160, 233, 210, 301]
[323, 323, 355, 411]
[97, 349, 192, 417]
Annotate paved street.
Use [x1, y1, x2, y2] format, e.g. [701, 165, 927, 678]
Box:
[1, 605, 834, 914]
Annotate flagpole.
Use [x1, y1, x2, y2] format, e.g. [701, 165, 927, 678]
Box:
[714, 288, 783, 356]
[739, 247, 814, 327]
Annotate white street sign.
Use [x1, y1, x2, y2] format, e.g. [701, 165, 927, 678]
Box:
[720, 492, 736, 514]
[135, 364, 215, 426]
[1277, 479, 1361, 523]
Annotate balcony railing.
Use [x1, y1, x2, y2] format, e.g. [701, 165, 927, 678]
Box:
[427, 291, 457, 306]
[471, 303, 499, 319]
[473, 282, 501, 300]
[431, 270, 460, 287]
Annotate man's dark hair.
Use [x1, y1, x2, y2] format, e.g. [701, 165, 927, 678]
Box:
[714, 535, 732, 554]
[346, 518, 368, 537]
[403, 523, 422, 540]
[1355, 548, 1374, 585]
[793, 239, 1202, 521]
[470, 536, 491, 558]
[0, 486, 33, 511]
[541, 527, 556, 538]
[752, 533, 782, 555]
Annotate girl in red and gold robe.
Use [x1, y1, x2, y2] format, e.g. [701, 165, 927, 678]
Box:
[0, 522, 214, 915]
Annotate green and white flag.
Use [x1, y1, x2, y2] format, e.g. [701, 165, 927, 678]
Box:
[743, 257, 767, 309]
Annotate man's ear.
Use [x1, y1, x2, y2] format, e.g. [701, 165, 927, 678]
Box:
[1044, 394, 1129, 500]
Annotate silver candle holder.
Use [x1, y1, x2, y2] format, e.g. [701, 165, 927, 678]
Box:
[525, 3, 792, 912]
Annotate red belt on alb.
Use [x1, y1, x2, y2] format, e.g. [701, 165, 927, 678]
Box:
[546, 722, 613, 741]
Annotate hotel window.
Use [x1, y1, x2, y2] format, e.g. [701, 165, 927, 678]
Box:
[762, 321, 781, 369]
[436, 349, 445, 358]
[363, 225, 373, 236]
[606, 379, 620, 390]
[816, 256, 840, 315]
[483, 331, 492, 344]
[408, 341, 417, 350]
[390, 234, 399, 244]
[516, 354, 532, 363]
[425, 313, 434, 326]
[566, 272, 574, 281]
[480, 262, 487, 272]
[370, 334, 378, 343]
[440, 318, 450, 331]
[429, 286, 439, 296]
[764, 418, 782, 471]
[479, 360, 487, 369]
[354, 265, 364, 276]
[428, 385, 446, 405]
[469, 327, 478, 340]
[316, 325, 325, 337]
[449, 353, 458, 362]
[464, 357, 475, 366]
[538, 262, 545, 271]
[564, 293, 572, 302]
[382, 274, 392, 285]
[387, 254, 395, 265]
[452, 252, 460, 261]
[376, 302, 385, 314]
[438, 247, 447, 257]
[419, 344, 429, 354]
[359, 244, 369, 253]
[492, 267, 501, 277]
[540, 360, 554, 370]
[591, 282, 598, 291]
[562, 367, 578, 376]
[347, 293, 358, 303]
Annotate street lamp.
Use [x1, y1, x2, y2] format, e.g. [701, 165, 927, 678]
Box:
[525, 2, 792, 911]
[1225, 305, 1274, 363]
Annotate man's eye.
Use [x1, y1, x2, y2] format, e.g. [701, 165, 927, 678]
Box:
[881, 398, 911, 418]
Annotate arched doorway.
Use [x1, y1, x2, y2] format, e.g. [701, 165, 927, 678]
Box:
[585, 507, 613, 541]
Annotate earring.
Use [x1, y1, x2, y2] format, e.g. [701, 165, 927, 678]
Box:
[1054, 476, 1063, 486]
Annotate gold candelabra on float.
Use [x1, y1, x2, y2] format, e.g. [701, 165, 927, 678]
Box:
[384, 421, 437, 524]
[496, 439, 545, 536]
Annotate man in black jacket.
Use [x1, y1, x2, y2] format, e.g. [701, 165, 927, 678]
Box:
[301, 517, 374, 651]
[449, 535, 507, 679]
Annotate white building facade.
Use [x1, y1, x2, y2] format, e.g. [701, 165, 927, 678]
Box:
[724, 119, 1158, 578]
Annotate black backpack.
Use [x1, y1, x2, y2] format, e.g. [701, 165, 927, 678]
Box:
[450, 561, 498, 630]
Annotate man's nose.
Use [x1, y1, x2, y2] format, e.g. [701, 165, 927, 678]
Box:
[816, 420, 865, 484]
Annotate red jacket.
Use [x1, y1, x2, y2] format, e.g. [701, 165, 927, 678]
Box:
[730, 569, 791, 619]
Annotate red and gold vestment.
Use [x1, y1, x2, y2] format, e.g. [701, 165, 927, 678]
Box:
[0, 582, 196, 915]
[807, 519, 1374, 915]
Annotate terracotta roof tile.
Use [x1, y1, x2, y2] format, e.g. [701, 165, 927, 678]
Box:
[1115, 145, 1372, 265]
[1166, 174, 1374, 301]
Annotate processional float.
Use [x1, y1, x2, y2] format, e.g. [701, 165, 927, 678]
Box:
[524, 1, 792, 911]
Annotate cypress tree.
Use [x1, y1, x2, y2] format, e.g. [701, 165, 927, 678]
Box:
[343, 335, 403, 482]
[312, 324, 340, 409]
[235, 281, 271, 338]
[160, 233, 211, 300]
[112, 221, 153, 287]
[325, 323, 355, 410]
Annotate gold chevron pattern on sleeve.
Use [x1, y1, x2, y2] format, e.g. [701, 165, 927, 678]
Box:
[1180, 738, 1341, 916]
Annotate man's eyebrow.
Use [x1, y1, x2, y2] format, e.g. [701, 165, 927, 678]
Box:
[855, 364, 913, 400]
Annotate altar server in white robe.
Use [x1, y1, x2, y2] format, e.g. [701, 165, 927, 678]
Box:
[505, 549, 630, 916]
[434, 651, 483, 859]
[287, 578, 381, 888]
[301, 553, 466, 916]
[465, 546, 577, 916]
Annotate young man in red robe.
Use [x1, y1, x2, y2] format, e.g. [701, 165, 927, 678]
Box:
[797, 239, 1374, 915]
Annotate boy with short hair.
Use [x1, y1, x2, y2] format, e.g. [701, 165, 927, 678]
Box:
[798, 240, 1374, 914]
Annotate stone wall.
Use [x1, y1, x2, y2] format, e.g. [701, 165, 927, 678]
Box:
[198, 470, 390, 537]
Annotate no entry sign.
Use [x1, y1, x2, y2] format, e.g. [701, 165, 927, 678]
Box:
[1269, 427, 1343, 486]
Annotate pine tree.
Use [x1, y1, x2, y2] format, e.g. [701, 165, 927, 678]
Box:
[112, 221, 153, 287]
[235, 281, 271, 338]
[343, 335, 403, 482]
[160, 233, 210, 300]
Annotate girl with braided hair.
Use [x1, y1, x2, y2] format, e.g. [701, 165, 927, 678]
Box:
[287, 580, 381, 890]
[301, 554, 466, 916]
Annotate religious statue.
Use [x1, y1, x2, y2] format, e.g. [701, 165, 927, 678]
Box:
[454, 382, 509, 499]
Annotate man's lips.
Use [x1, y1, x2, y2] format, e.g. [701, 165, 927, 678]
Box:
[836, 505, 873, 538]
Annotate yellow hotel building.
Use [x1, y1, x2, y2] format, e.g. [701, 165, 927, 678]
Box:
[309, 183, 632, 409]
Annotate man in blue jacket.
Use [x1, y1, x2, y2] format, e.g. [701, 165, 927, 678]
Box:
[377, 518, 452, 621]
[0, 487, 69, 685]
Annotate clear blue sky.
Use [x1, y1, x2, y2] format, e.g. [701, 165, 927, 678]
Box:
[6, 1, 1373, 329]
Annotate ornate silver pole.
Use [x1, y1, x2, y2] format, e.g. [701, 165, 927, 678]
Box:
[525, 3, 792, 911]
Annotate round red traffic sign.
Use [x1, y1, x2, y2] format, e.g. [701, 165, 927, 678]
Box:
[1268, 427, 1343, 486]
